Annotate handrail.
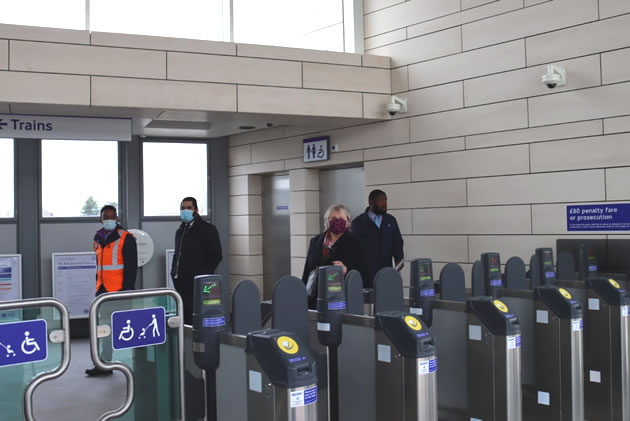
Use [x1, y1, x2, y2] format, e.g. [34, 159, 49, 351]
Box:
[89, 288, 185, 421]
[0, 298, 71, 421]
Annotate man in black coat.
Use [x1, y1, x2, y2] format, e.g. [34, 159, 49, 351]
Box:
[351, 189, 404, 288]
[171, 197, 222, 325]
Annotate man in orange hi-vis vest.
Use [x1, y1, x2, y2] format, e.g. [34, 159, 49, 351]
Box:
[86, 205, 137, 377]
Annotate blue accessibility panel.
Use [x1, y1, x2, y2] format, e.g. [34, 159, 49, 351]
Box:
[112, 306, 166, 351]
[0, 319, 48, 368]
[567, 203, 630, 231]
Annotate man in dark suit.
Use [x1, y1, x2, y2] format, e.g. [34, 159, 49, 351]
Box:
[351, 189, 404, 288]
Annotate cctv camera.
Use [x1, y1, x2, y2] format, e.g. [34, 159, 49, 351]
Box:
[385, 95, 408, 116]
[542, 64, 566, 89]
[265, 122, 274, 128]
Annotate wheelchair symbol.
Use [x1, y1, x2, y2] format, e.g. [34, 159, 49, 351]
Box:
[0, 341, 16, 358]
[21, 331, 41, 355]
[118, 320, 135, 342]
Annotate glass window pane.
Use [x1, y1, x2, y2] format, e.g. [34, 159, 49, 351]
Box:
[143, 142, 208, 216]
[0, 139, 14, 218]
[90, 0, 226, 42]
[0, 0, 85, 30]
[41, 140, 119, 218]
[234, 0, 344, 51]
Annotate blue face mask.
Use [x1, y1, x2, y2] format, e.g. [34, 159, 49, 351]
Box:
[180, 209, 194, 223]
[102, 220, 117, 231]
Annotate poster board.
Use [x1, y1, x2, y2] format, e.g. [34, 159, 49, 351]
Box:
[52, 252, 97, 319]
[165, 249, 175, 289]
[0, 254, 22, 321]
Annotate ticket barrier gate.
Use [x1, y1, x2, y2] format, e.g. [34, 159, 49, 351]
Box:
[584, 277, 630, 421]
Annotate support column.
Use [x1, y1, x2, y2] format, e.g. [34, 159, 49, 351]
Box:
[289, 169, 320, 279]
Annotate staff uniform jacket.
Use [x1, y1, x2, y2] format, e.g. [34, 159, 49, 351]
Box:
[301, 230, 366, 286]
[351, 208, 404, 288]
[94, 225, 137, 295]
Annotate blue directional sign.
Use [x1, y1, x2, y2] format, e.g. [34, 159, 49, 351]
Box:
[0, 319, 48, 368]
[111, 307, 166, 351]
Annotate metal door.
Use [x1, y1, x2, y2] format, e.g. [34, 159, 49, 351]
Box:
[319, 167, 365, 222]
[262, 175, 291, 300]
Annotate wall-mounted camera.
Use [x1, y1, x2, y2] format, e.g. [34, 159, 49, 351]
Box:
[541, 64, 566, 89]
[385, 95, 408, 116]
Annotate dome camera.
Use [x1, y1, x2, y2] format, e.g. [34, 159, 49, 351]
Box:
[385, 95, 408, 116]
[542, 64, 566, 89]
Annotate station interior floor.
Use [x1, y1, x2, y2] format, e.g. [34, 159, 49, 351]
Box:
[32, 339, 125, 421]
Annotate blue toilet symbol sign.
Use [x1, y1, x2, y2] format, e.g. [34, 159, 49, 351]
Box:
[111, 307, 166, 351]
[0, 319, 48, 368]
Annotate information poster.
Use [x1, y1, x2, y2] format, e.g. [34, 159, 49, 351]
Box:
[165, 249, 175, 289]
[52, 253, 97, 319]
[0, 255, 22, 321]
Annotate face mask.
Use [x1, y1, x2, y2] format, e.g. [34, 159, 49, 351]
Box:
[102, 220, 117, 231]
[180, 209, 194, 223]
[328, 218, 347, 235]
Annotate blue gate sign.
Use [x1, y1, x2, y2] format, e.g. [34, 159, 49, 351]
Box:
[112, 307, 166, 351]
[0, 319, 48, 368]
[567, 203, 630, 231]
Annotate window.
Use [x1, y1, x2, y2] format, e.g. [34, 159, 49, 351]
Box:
[143, 142, 208, 217]
[90, 0, 228, 42]
[0, 139, 14, 218]
[0, 0, 85, 30]
[41, 140, 118, 218]
[233, 0, 345, 52]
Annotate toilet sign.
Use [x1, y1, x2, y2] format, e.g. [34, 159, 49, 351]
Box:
[303, 136, 329, 163]
[111, 307, 166, 351]
[0, 319, 48, 368]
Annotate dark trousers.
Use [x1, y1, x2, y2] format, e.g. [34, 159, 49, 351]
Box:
[174, 279, 194, 326]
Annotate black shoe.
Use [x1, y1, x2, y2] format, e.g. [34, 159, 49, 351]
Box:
[85, 366, 113, 376]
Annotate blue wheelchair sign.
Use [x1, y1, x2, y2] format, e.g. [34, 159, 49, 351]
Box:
[0, 319, 48, 368]
[112, 307, 166, 351]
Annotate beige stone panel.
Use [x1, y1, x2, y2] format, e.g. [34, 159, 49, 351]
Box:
[238, 85, 363, 118]
[290, 169, 320, 191]
[525, 0, 550, 5]
[91, 76, 237, 111]
[602, 48, 630, 84]
[365, 137, 465, 161]
[290, 191, 320, 214]
[290, 213, 320, 236]
[10, 41, 166, 79]
[599, 0, 630, 18]
[364, 0, 405, 14]
[527, 14, 630, 66]
[604, 116, 630, 134]
[532, 202, 630, 234]
[251, 136, 302, 163]
[284, 150, 365, 170]
[0, 71, 89, 105]
[229, 175, 261, 196]
[168, 52, 301, 87]
[412, 144, 529, 181]
[364, 93, 394, 119]
[407, 0, 523, 38]
[370, 180, 467, 209]
[464, 54, 601, 107]
[365, 29, 406, 51]
[404, 236, 469, 262]
[400, 82, 464, 117]
[291, 235, 312, 258]
[0, 40, 7, 70]
[364, 0, 460, 37]
[466, 120, 603, 149]
[291, 257, 307, 278]
[230, 255, 264, 276]
[229, 235, 263, 255]
[413, 205, 532, 235]
[229, 195, 262, 216]
[230, 215, 263, 236]
[0, 23, 89, 44]
[229, 127, 286, 147]
[365, 157, 411, 185]
[463, 0, 598, 50]
[391, 66, 408, 94]
[229, 145, 251, 166]
[462, 0, 496, 9]
[531, 134, 630, 172]
[410, 100, 528, 143]
[228, 160, 285, 176]
[529, 83, 630, 127]
[237, 43, 361, 66]
[408, 40, 525, 90]
[468, 170, 605, 206]
[303, 62, 390, 94]
[388, 209, 412, 235]
[363, 54, 391, 69]
[327, 119, 410, 151]
[606, 167, 630, 200]
[369, 27, 462, 68]
[91, 31, 236, 55]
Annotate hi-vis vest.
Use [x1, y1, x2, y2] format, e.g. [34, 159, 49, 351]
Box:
[94, 229, 130, 292]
